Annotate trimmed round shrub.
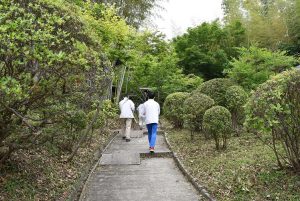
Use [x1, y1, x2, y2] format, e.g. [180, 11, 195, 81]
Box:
[195, 78, 235, 107]
[163, 92, 190, 128]
[183, 93, 215, 139]
[225, 85, 248, 133]
[245, 69, 300, 171]
[203, 106, 232, 150]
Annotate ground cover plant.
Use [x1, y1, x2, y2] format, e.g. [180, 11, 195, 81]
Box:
[0, 129, 113, 201]
[166, 128, 300, 201]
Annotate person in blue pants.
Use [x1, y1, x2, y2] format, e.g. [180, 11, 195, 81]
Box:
[143, 91, 160, 153]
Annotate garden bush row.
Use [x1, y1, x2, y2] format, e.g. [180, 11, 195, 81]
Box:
[164, 78, 247, 150]
[164, 69, 300, 172]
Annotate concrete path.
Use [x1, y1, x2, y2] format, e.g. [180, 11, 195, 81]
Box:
[79, 129, 203, 201]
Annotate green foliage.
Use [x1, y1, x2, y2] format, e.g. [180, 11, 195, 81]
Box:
[0, 0, 129, 163]
[87, 100, 118, 132]
[127, 31, 203, 103]
[226, 46, 298, 90]
[245, 69, 300, 171]
[173, 21, 246, 80]
[225, 85, 247, 111]
[203, 106, 232, 150]
[281, 0, 300, 55]
[95, 0, 163, 28]
[162, 73, 203, 96]
[65, 110, 87, 131]
[225, 85, 248, 133]
[163, 92, 190, 128]
[223, 0, 295, 50]
[195, 78, 235, 106]
[183, 93, 215, 137]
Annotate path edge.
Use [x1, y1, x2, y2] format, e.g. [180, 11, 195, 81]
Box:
[164, 131, 217, 201]
[68, 130, 119, 201]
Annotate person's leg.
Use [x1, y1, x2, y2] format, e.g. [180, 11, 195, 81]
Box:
[142, 117, 146, 129]
[146, 124, 152, 147]
[125, 118, 132, 140]
[150, 123, 158, 148]
[121, 119, 126, 139]
[138, 116, 143, 130]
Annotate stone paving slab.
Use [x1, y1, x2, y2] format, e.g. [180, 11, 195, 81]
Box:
[104, 134, 171, 154]
[128, 129, 143, 138]
[80, 129, 202, 201]
[81, 158, 202, 201]
[99, 152, 140, 165]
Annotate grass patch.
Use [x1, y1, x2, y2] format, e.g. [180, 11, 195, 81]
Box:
[167, 128, 300, 201]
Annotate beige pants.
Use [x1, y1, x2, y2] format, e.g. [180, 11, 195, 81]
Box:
[121, 118, 132, 139]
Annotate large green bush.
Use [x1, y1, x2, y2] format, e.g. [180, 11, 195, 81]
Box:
[226, 46, 298, 90]
[203, 106, 232, 150]
[225, 85, 248, 134]
[0, 0, 130, 163]
[183, 93, 215, 139]
[245, 69, 300, 172]
[163, 92, 190, 128]
[195, 78, 235, 107]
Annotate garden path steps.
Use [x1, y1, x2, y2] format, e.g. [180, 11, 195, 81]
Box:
[79, 129, 203, 201]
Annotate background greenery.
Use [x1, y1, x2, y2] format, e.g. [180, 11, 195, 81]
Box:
[1, 0, 300, 200]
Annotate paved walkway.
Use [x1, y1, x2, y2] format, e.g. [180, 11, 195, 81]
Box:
[79, 129, 203, 201]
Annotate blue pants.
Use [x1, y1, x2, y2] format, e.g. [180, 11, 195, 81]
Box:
[146, 123, 158, 148]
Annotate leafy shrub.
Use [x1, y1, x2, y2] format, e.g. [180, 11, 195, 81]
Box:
[203, 106, 232, 150]
[183, 93, 215, 139]
[163, 92, 190, 128]
[226, 46, 298, 90]
[245, 69, 300, 171]
[195, 78, 235, 107]
[0, 0, 130, 163]
[87, 100, 118, 134]
[225, 85, 248, 134]
[60, 109, 87, 152]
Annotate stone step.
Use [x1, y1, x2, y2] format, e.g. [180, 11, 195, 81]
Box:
[100, 152, 140, 165]
[129, 130, 143, 138]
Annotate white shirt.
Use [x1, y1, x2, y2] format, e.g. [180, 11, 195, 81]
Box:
[143, 99, 160, 124]
[137, 104, 145, 117]
[119, 97, 135, 118]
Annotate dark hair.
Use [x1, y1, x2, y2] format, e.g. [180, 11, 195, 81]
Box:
[122, 93, 129, 99]
[147, 91, 155, 99]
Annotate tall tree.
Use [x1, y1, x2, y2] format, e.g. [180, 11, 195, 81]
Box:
[96, 0, 164, 28]
[223, 0, 297, 51]
[173, 21, 246, 80]
[283, 0, 300, 55]
[222, 0, 244, 24]
[126, 31, 202, 103]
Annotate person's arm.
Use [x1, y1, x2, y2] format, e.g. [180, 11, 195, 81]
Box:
[142, 103, 146, 116]
[131, 101, 135, 112]
[158, 103, 160, 115]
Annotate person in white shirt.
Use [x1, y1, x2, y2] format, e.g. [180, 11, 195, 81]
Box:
[137, 103, 145, 130]
[143, 91, 160, 153]
[119, 95, 135, 142]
